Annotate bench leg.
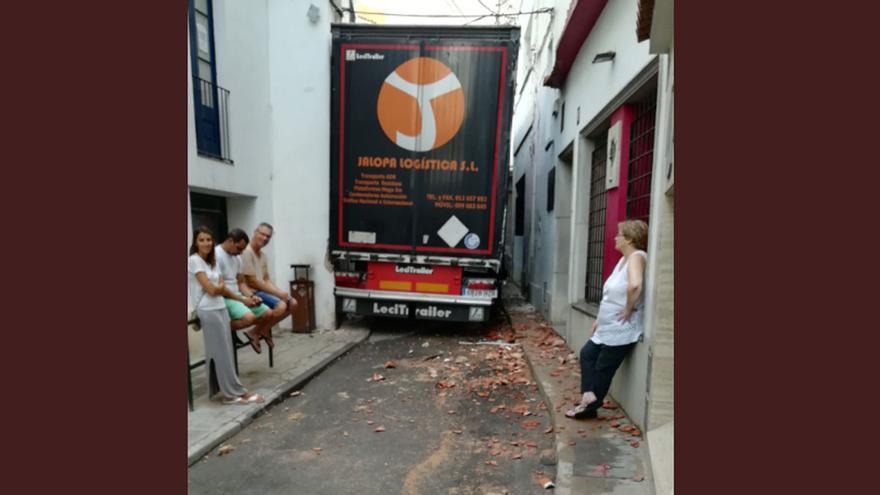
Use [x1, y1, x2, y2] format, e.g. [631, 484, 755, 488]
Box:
[233, 334, 240, 375]
[187, 334, 194, 412]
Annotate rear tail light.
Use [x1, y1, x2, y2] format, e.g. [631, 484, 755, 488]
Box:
[335, 272, 361, 287]
[464, 278, 496, 290]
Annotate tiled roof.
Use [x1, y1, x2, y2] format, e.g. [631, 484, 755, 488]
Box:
[636, 0, 656, 42]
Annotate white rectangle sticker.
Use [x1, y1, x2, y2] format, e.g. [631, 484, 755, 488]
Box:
[348, 231, 376, 244]
[606, 120, 622, 190]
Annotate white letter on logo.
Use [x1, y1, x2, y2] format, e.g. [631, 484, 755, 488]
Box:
[383, 72, 461, 152]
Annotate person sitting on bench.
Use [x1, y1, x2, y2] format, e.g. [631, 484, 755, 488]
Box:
[188, 226, 264, 405]
[215, 228, 276, 352]
[240, 223, 297, 337]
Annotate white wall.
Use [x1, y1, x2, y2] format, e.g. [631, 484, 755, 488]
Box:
[188, 0, 273, 202]
[511, 0, 564, 311]
[562, 0, 656, 429]
[266, 0, 335, 330]
[510, 0, 663, 429]
[187, 1, 339, 329]
[557, 0, 653, 152]
[643, 35, 674, 431]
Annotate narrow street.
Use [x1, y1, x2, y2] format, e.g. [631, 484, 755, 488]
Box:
[188, 314, 557, 495]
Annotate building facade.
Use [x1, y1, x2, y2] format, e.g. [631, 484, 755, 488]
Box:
[187, 0, 343, 330]
[510, 0, 673, 435]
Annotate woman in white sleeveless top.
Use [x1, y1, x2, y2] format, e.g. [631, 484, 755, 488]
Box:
[566, 219, 648, 419]
[188, 226, 265, 405]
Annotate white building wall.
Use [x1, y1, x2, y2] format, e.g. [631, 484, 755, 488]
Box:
[187, 1, 340, 328]
[511, 0, 565, 313]
[562, 0, 656, 429]
[265, 0, 336, 330]
[643, 35, 674, 431]
[511, 0, 665, 429]
[188, 0, 273, 202]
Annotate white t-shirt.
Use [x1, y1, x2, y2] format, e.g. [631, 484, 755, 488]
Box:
[591, 250, 647, 346]
[187, 254, 226, 311]
[214, 245, 243, 296]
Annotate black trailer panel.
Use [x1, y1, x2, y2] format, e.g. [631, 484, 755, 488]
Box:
[330, 25, 519, 261]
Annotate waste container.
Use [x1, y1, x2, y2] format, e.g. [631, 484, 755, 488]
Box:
[289, 264, 316, 333]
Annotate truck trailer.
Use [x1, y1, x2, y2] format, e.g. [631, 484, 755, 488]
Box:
[330, 24, 520, 324]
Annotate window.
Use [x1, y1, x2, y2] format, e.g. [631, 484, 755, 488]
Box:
[189, 0, 231, 161]
[626, 89, 658, 223]
[546, 167, 555, 212]
[585, 136, 608, 304]
[515, 175, 525, 236]
[560, 102, 565, 133]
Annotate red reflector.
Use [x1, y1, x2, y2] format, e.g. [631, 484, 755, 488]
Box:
[335, 275, 360, 287]
[467, 282, 494, 290]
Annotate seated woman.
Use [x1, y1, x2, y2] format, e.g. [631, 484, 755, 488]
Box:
[567, 219, 648, 419]
[188, 226, 264, 405]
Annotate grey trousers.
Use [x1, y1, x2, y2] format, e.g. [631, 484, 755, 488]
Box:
[197, 307, 247, 398]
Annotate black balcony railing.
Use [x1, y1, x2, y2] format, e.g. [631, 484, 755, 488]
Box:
[192, 77, 231, 162]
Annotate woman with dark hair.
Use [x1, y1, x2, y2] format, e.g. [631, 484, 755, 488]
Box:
[567, 219, 648, 419]
[188, 226, 264, 405]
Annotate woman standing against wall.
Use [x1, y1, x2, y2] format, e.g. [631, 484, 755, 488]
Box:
[188, 226, 264, 405]
[567, 219, 648, 419]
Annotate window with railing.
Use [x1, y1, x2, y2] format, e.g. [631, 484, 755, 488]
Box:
[192, 77, 231, 161]
[585, 135, 608, 304]
[626, 89, 657, 222]
[189, 0, 231, 162]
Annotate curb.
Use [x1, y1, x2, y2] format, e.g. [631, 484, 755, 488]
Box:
[501, 293, 570, 492]
[187, 330, 371, 466]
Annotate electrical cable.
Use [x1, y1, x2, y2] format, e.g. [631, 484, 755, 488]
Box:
[334, 6, 553, 19]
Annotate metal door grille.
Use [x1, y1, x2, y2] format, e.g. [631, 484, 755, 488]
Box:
[585, 136, 607, 304]
[626, 89, 657, 222]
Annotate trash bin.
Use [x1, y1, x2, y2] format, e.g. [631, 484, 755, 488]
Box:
[289, 264, 316, 333]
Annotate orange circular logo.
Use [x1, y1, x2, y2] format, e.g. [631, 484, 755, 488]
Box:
[376, 57, 465, 152]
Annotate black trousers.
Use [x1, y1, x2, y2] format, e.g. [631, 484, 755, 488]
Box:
[579, 340, 636, 413]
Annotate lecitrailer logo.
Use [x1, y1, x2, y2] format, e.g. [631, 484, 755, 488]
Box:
[376, 57, 465, 152]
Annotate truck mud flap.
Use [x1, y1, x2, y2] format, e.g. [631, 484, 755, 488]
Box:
[338, 298, 488, 322]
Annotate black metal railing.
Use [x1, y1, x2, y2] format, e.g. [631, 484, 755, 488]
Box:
[626, 89, 657, 223]
[585, 136, 608, 304]
[192, 76, 231, 162]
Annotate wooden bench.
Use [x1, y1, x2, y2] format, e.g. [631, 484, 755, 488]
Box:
[187, 314, 274, 411]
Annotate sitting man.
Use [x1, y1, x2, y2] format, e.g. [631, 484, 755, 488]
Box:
[240, 222, 296, 338]
[215, 228, 274, 352]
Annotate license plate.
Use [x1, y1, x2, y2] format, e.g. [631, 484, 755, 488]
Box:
[462, 289, 497, 298]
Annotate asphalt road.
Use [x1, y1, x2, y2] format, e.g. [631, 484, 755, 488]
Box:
[188, 316, 557, 495]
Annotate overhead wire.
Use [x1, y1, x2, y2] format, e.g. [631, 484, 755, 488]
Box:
[332, 5, 553, 19]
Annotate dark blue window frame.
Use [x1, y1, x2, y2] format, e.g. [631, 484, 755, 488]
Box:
[189, 0, 222, 157]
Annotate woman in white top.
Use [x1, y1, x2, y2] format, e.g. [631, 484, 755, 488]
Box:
[566, 219, 648, 419]
[188, 226, 264, 405]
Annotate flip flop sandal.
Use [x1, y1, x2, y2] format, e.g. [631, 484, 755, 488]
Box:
[246, 331, 262, 354]
[222, 397, 248, 406]
[243, 393, 265, 404]
[565, 403, 588, 418]
[565, 403, 598, 419]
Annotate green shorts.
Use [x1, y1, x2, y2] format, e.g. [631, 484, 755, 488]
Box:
[224, 298, 270, 320]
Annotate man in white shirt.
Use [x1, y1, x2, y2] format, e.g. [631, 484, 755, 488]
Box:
[215, 228, 274, 352]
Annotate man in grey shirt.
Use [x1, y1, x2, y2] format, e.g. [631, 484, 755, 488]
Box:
[240, 222, 296, 340]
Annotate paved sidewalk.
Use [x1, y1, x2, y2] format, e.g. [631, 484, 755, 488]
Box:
[504, 285, 655, 495]
[187, 323, 370, 466]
